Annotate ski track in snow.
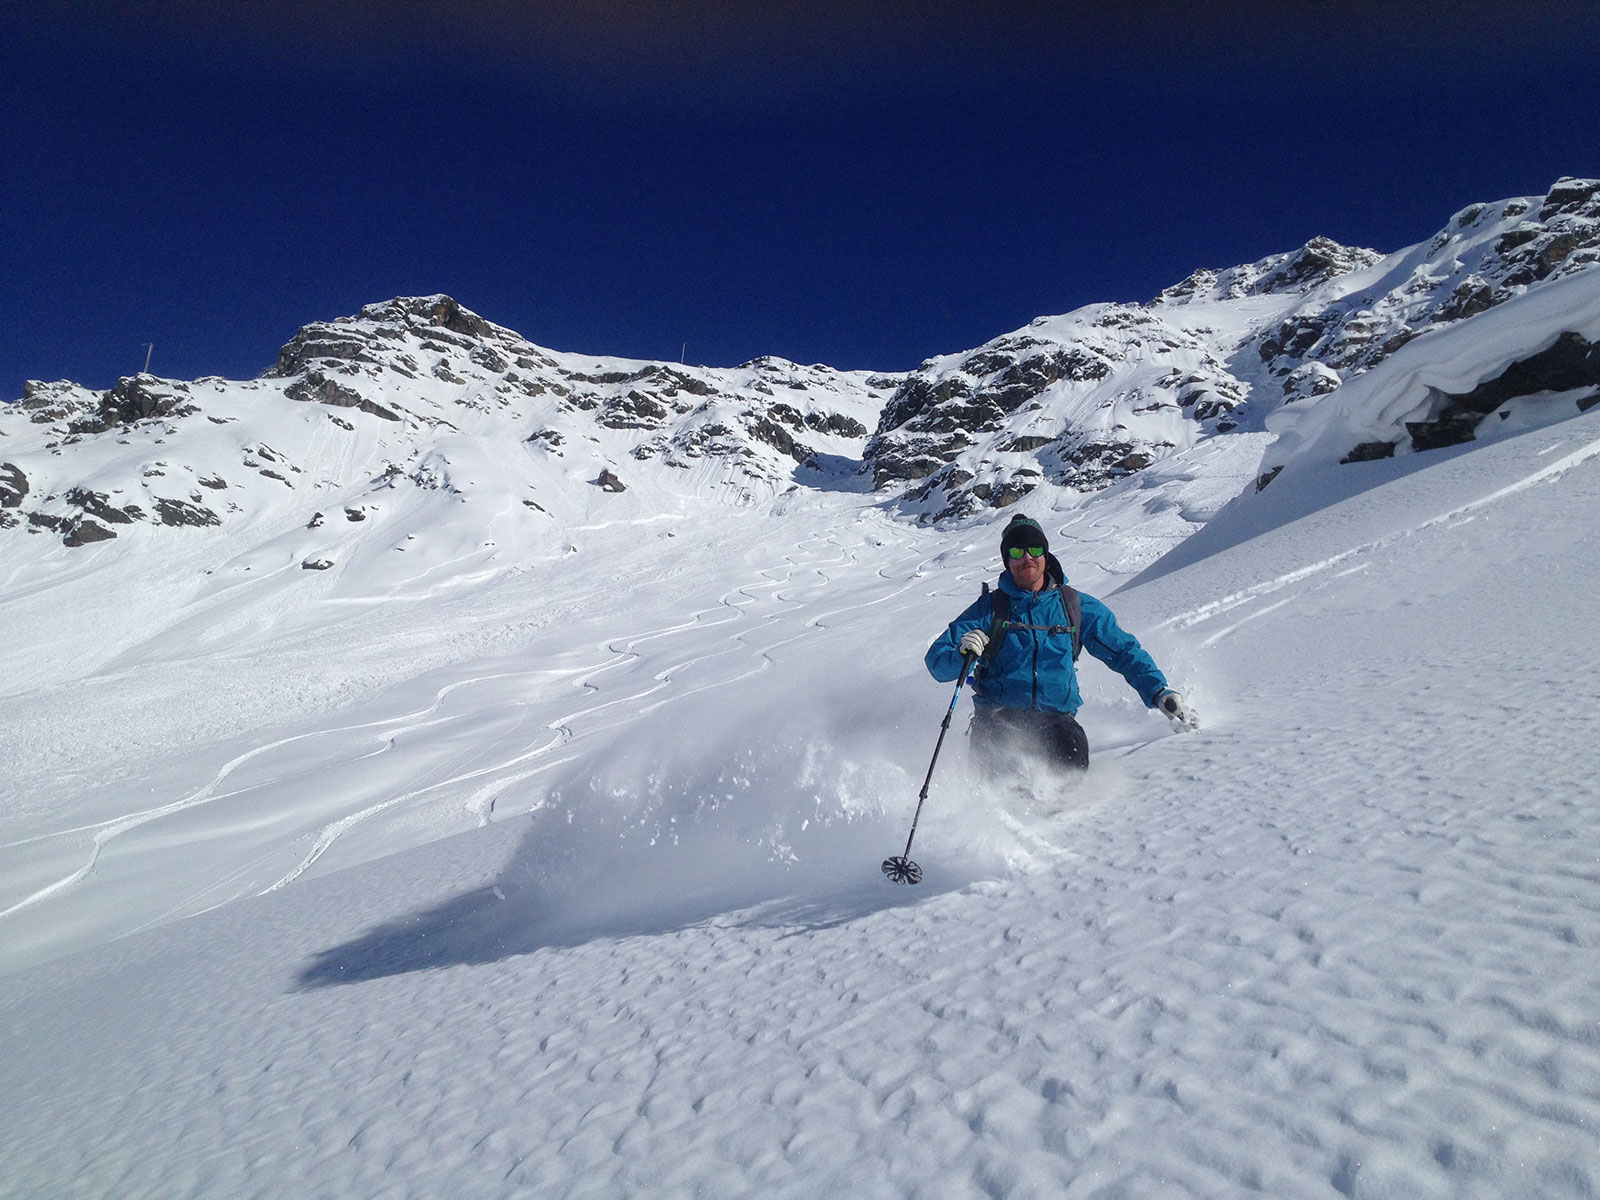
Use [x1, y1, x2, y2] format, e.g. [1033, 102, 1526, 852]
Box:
[0, 514, 968, 965]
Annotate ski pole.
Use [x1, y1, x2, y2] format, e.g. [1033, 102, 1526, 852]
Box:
[882, 649, 976, 885]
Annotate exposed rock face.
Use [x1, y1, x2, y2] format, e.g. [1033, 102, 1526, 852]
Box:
[65, 489, 143, 525]
[865, 308, 1249, 519]
[63, 518, 117, 547]
[1252, 179, 1600, 389]
[1155, 237, 1385, 305]
[98, 376, 201, 428]
[0, 463, 27, 508]
[17, 380, 102, 425]
[1406, 331, 1600, 451]
[254, 294, 890, 499]
[284, 371, 402, 422]
[153, 498, 222, 527]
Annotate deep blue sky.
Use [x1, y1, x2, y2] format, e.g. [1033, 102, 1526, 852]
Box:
[5, 2, 1598, 402]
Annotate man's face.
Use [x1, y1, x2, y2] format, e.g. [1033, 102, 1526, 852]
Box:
[1006, 545, 1047, 591]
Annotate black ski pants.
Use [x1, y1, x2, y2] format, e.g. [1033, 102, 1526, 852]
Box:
[970, 705, 1090, 774]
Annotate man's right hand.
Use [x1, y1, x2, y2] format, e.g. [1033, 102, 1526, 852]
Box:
[959, 629, 989, 658]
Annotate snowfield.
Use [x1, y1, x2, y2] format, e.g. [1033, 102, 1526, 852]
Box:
[3, 401, 1599, 1197]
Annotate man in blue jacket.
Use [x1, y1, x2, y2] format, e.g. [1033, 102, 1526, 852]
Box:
[925, 514, 1187, 772]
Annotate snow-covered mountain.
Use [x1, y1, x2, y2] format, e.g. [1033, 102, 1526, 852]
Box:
[6, 181, 1595, 561]
[5, 178, 1600, 1199]
[2, 294, 894, 554]
[868, 176, 1600, 518]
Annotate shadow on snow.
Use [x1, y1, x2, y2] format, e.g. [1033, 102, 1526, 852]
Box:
[292, 796, 966, 990]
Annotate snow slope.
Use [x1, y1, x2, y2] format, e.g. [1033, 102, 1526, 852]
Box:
[4, 182, 1600, 1198]
[3, 396, 1599, 1197]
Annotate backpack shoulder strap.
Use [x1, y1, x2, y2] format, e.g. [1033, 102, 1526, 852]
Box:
[979, 582, 1078, 662]
[1059, 585, 1082, 662]
[980, 582, 1009, 664]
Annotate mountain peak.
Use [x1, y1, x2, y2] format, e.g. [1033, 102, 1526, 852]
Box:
[1152, 236, 1383, 307]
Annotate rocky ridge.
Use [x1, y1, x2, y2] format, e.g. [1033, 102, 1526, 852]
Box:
[1, 297, 893, 548]
[866, 177, 1600, 518]
[4, 178, 1598, 547]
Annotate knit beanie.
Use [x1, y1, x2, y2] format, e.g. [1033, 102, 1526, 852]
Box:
[999, 514, 1048, 557]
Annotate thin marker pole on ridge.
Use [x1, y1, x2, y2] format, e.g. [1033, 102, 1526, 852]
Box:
[882, 649, 976, 885]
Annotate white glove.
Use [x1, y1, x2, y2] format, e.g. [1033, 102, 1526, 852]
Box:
[1156, 689, 1188, 723]
[959, 629, 989, 658]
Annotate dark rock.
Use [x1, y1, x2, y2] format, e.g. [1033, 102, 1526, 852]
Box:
[270, 332, 386, 376]
[598, 393, 670, 429]
[873, 376, 973, 436]
[64, 518, 117, 546]
[527, 428, 564, 451]
[285, 370, 401, 422]
[1260, 314, 1333, 364]
[803, 411, 869, 438]
[968, 471, 1041, 508]
[747, 417, 813, 464]
[1341, 441, 1399, 464]
[1438, 279, 1497, 322]
[1406, 413, 1482, 453]
[19, 380, 100, 425]
[1495, 226, 1543, 253]
[302, 558, 335, 571]
[0, 462, 27, 508]
[271, 296, 500, 378]
[598, 469, 627, 492]
[1539, 177, 1600, 220]
[65, 488, 142, 524]
[470, 344, 509, 373]
[153, 498, 222, 527]
[1407, 331, 1600, 452]
[1281, 363, 1342, 403]
[1259, 237, 1381, 294]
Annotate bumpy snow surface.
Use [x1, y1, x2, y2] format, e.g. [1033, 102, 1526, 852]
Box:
[3, 404, 1600, 1194]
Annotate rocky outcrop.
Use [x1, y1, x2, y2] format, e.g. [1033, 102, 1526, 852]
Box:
[65, 489, 143, 525]
[1155, 237, 1384, 305]
[1405, 331, 1600, 451]
[0, 462, 27, 508]
[864, 309, 1246, 516]
[285, 370, 402, 422]
[1253, 179, 1600, 390]
[63, 518, 118, 547]
[152, 498, 222, 528]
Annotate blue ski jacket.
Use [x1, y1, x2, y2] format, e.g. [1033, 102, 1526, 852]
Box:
[925, 563, 1168, 715]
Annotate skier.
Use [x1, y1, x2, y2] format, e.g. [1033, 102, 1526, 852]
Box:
[925, 514, 1187, 773]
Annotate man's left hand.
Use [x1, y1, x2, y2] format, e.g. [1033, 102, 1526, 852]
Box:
[1156, 689, 1192, 727]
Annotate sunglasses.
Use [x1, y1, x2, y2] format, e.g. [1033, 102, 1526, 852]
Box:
[1006, 546, 1046, 560]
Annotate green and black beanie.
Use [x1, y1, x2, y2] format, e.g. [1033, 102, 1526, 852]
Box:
[999, 514, 1048, 558]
